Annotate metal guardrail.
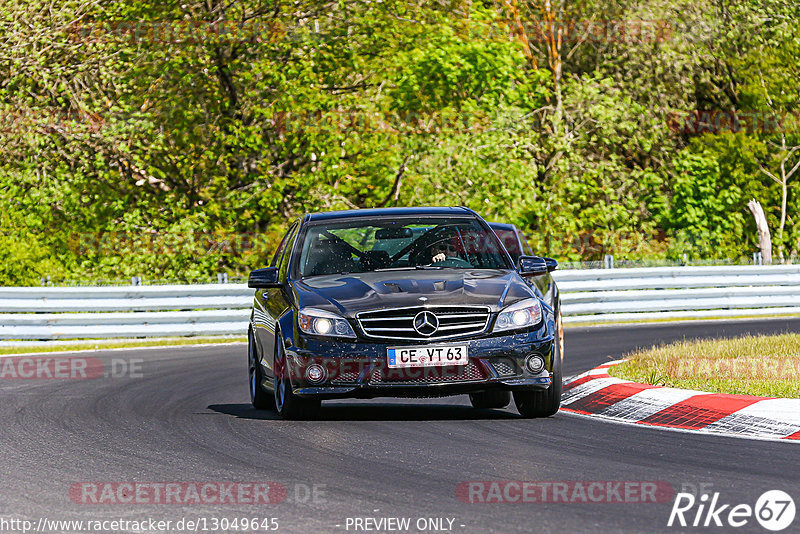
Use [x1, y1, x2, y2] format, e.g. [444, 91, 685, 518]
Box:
[0, 284, 253, 340]
[556, 265, 800, 324]
[1, 266, 800, 339]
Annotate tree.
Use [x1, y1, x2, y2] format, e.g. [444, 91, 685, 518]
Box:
[747, 198, 772, 264]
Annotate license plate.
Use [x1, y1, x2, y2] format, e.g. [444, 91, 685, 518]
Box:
[387, 345, 468, 368]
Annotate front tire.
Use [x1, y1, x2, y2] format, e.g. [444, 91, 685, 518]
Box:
[249, 329, 274, 410]
[469, 390, 511, 409]
[273, 333, 321, 420]
[514, 311, 563, 418]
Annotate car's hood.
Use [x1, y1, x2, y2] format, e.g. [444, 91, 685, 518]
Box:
[293, 269, 536, 317]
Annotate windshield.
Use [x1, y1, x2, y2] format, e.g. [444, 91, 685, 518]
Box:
[296, 217, 512, 277]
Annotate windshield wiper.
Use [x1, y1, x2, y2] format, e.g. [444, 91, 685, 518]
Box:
[300, 271, 352, 279]
[374, 267, 417, 272]
[374, 265, 446, 272]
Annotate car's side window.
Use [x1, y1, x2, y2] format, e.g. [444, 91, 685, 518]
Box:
[277, 224, 299, 280]
[519, 231, 534, 257]
[271, 223, 298, 267]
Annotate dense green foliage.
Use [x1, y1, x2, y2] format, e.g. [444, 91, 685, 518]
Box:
[1, 0, 798, 284]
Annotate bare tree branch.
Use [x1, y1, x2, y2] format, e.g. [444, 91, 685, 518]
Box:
[377, 153, 413, 207]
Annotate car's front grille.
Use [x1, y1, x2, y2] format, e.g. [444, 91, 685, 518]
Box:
[490, 358, 517, 377]
[369, 360, 487, 384]
[356, 306, 490, 341]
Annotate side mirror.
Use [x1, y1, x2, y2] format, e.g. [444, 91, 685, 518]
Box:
[518, 256, 548, 277]
[248, 267, 281, 289]
[544, 257, 558, 272]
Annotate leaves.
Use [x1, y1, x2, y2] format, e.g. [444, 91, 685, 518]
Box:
[1, 0, 799, 282]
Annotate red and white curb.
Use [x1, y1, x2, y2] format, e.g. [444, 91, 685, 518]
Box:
[562, 361, 800, 442]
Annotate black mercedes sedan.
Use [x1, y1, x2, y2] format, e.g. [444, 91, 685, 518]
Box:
[247, 207, 563, 419]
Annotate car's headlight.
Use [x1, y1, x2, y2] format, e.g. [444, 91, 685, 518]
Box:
[298, 308, 356, 338]
[493, 298, 543, 332]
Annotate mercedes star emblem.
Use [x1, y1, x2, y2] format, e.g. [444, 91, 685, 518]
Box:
[413, 311, 439, 336]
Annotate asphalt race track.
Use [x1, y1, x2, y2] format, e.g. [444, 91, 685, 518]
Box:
[2, 319, 800, 534]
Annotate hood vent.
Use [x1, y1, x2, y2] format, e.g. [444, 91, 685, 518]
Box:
[383, 282, 403, 293]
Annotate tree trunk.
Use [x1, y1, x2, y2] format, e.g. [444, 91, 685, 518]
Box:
[747, 199, 772, 265]
[779, 173, 787, 262]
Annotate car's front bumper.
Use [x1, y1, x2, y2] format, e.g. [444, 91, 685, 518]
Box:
[284, 328, 554, 400]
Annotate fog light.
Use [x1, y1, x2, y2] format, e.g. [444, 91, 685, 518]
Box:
[525, 354, 545, 374]
[305, 364, 327, 384]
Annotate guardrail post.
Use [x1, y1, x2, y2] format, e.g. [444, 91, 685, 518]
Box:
[131, 276, 141, 286]
[217, 272, 229, 284]
[603, 254, 614, 269]
[753, 252, 763, 265]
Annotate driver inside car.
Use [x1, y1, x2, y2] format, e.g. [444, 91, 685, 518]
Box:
[430, 239, 459, 263]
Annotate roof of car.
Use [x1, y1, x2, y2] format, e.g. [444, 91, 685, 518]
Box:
[305, 206, 475, 222]
[488, 222, 516, 231]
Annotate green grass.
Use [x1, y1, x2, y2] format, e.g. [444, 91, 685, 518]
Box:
[0, 336, 246, 356]
[609, 333, 800, 398]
